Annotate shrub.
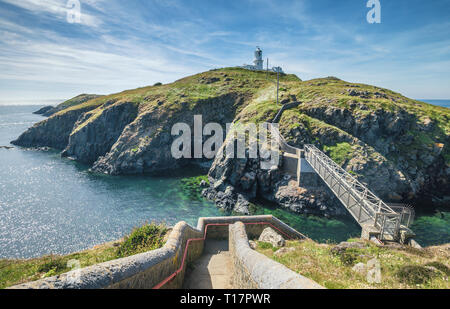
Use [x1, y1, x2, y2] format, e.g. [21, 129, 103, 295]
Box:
[396, 265, 439, 285]
[425, 262, 450, 276]
[38, 258, 67, 273]
[324, 142, 353, 165]
[339, 252, 358, 266]
[116, 223, 168, 258]
[257, 241, 278, 252]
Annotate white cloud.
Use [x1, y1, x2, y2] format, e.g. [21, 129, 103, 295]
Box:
[1, 0, 102, 27]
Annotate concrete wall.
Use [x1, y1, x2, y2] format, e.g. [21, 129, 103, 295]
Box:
[282, 152, 299, 177]
[298, 158, 322, 187]
[229, 222, 324, 289]
[9, 215, 310, 289]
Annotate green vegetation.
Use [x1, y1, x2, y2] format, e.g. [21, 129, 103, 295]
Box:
[411, 212, 450, 246]
[46, 67, 449, 169]
[256, 239, 450, 289]
[256, 241, 278, 251]
[116, 223, 168, 258]
[324, 142, 354, 165]
[0, 223, 168, 289]
[56, 94, 103, 110]
[180, 175, 209, 201]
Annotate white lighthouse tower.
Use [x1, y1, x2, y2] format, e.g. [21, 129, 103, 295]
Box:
[253, 47, 264, 70]
[240, 46, 284, 73]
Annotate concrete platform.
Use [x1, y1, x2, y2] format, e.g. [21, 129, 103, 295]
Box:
[183, 240, 234, 289]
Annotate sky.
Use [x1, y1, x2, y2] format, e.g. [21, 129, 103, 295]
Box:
[0, 0, 449, 104]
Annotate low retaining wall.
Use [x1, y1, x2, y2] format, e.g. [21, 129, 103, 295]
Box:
[9, 221, 204, 289]
[9, 215, 307, 289]
[229, 222, 324, 289]
[272, 102, 301, 124]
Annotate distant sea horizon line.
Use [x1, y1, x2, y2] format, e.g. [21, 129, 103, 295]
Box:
[0, 99, 449, 108]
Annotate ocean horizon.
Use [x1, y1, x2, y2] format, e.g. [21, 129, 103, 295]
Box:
[0, 99, 449, 108]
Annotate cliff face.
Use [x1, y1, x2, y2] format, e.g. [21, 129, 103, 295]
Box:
[61, 100, 139, 164]
[12, 104, 100, 149]
[11, 69, 450, 212]
[92, 93, 244, 175]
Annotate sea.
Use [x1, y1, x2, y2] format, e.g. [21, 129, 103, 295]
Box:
[0, 100, 448, 258]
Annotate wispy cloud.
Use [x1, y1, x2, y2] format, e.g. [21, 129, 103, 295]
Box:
[1, 0, 103, 27]
[0, 0, 449, 101]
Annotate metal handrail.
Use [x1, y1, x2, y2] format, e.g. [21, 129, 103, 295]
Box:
[269, 116, 407, 239]
[304, 145, 397, 216]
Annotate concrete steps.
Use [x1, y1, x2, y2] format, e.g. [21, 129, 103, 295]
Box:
[183, 240, 234, 289]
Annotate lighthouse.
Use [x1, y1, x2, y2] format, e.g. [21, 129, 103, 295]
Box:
[253, 47, 264, 70]
[240, 47, 284, 73]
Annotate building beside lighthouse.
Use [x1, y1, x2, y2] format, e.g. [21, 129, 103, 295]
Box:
[241, 47, 284, 73]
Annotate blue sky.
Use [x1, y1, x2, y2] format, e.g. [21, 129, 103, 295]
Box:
[0, 0, 449, 103]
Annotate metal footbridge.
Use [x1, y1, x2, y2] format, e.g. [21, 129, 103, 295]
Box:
[270, 122, 414, 242]
[304, 144, 413, 241]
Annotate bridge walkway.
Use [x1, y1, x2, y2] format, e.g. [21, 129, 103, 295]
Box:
[269, 118, 414, 242]
[183, 240, 234, 289]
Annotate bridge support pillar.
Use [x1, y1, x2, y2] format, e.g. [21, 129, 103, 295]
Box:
[297, 158, 321, 187]
[361, 225, 380, 240]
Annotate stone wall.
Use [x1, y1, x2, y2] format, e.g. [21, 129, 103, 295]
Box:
[9, 221, 204, 289]
[9, 215, 311, 289]
[229, 222, 324, 289]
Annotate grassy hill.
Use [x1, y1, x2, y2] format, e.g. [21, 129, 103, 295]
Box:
[13, 67, 450, 206]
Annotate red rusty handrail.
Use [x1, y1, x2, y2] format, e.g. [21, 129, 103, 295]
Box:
[152, 221, 294, 289]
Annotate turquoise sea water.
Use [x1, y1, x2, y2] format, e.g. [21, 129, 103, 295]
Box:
[420, 99, 450, 109]
[0, 105, 448, 258]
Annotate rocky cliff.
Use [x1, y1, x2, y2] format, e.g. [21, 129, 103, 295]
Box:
[12, 68, 450, 214]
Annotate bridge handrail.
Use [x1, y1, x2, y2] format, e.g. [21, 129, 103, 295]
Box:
[304, 144, 398, 217]
[269, 123, 301, 154]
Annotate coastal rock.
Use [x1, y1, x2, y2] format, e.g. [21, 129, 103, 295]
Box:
[61, 101, 139, 163]
[234, 194, 250, 215]
[92, 93, 242, 175]
[33, 106, 54, 115]
[331, 241, 367, 255]
[274, 247, 296, 257]
[205, 133, 346, 217]
[258, 227, 286, 248]
[12, 104, 100, 149]
[10, 69, 449, 214]
[352, 263, 367, 275]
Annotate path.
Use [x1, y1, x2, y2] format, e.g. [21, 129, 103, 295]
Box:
[183, 240, 234, 289]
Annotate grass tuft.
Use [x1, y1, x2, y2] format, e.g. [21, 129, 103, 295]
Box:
[116, 223, 168, 258]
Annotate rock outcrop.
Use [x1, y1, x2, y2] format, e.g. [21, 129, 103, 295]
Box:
[11, 68, 450, 214]
[92, 93, 245, 175]
[62, 101, 139, 163]
[12, 104, 100, 149]
[33, 106, 54, 115]
[258, 227, 286, 248]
